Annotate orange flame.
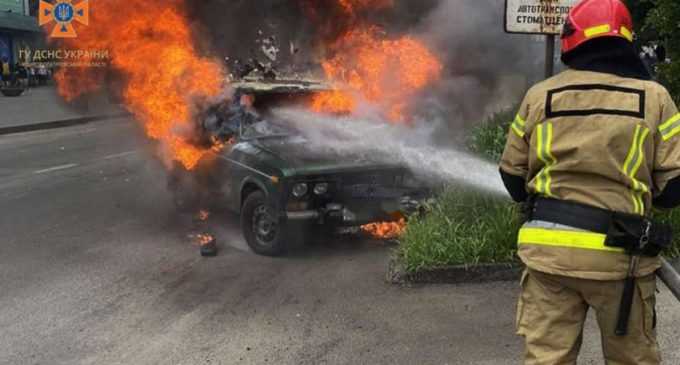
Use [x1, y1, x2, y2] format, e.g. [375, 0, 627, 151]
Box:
[337, 0, 393, 13]
[311, 90, 357, 115]
[194, 233, 215, 247]
[362, 218, 406, 240]
[52, 0, 226, 170]
[312, 27, 442, 122]
[210, 135, 236, 154]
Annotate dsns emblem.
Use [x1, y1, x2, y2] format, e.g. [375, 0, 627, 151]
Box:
[39, 0, 90, 38]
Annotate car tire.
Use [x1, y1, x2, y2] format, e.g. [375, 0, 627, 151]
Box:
[241, 191, 288, 256]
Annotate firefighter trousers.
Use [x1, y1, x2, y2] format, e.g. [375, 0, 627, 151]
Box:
[516, 268, 660, 365]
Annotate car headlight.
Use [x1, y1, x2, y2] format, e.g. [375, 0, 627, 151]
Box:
[313, 183, 329, 195]
[292, 183, 308, 198]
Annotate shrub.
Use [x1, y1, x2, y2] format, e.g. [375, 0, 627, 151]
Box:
[626, 0, 680, 104]
[467, 106, 516, 162]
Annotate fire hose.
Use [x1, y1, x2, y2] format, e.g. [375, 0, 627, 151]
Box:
[657, 257, 680, 302]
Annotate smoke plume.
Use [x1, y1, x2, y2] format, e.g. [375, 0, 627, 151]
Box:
[417, 0, 543, 138]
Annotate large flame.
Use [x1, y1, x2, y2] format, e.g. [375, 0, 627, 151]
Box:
[306, 2, 442, 122]
[53, 0, 226, 170]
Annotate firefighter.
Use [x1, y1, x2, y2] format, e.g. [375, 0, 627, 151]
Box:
[500, 0, 680, 364]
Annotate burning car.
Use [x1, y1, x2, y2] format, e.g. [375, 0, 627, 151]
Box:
[168, 79, 425, 256]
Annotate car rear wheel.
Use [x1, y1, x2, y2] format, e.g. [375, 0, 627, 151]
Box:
[241, 191, 288, 256]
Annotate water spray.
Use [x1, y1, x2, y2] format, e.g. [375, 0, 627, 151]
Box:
[275, 108, 508, 196]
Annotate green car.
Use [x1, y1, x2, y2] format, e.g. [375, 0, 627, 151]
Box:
[169, 79, 425, 256]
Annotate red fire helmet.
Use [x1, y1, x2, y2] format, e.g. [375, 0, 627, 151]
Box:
[561, 0, 634, 55]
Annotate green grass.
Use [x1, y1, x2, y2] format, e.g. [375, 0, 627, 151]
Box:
[397, 105, 680, 272]
[397, 187, 521, 273]
[652, 209, 680, 258]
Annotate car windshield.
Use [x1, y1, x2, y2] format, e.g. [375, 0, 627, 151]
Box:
[241, 120, 293, 140]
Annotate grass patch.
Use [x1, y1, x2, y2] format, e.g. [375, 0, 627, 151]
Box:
[397, 187, 522, 273]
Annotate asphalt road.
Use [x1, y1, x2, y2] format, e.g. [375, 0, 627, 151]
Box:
[1, 119, 678, 364]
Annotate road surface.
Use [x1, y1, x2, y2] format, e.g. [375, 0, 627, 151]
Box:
[1, 119, 678, 364]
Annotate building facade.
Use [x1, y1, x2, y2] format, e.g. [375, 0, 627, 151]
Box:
[0, 0, 41, 64]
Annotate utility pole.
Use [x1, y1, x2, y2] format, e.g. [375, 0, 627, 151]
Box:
[545, 34, 555, 79]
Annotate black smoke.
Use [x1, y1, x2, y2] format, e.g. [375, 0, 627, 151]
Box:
[189, 0, 542, 134]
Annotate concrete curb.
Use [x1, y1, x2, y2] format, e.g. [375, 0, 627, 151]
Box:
[0, 112, 129, 136]
[387, 257, 523, 285]
[387, 257, 680, 286]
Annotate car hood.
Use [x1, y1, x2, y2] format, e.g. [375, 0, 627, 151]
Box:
[245, 137, 399, 177]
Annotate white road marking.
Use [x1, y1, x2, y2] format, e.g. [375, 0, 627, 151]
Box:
[103, 150, 138, 160]
[34, 163, 79, 174]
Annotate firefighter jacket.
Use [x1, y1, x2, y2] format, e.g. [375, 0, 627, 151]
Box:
[500, 69, 680, 280]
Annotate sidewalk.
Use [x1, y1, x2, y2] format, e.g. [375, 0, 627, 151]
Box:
[0, 85, 126, 133]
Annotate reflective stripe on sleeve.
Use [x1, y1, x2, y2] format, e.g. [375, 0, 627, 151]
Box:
[510, 114, 526, 138]
[535, 122, 557, 197]
[622, 124, 650, 215]
[659, 113, 680, 141]
[518, 227, 625, 253]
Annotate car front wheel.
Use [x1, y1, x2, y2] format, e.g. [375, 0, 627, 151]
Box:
[241, 191, 288, 256]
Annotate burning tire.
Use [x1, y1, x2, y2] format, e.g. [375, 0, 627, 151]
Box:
[241, 191, 288, 256]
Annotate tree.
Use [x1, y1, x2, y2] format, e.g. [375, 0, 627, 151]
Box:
[625, 0, 680, 103]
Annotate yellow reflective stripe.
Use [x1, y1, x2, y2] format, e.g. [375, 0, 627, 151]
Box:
[630, 128, 649, 181]
[535, 124, 545, 194]
[584, 24, 612, 38]
[535, 123, 556, 197]
[622, 126, 640, 213]
[659, 113, 680, 130]
[518, 228, 625, 253]
[631, 127, 649, 215]
[659, 113, 680, 141]
[622, 125, 640, 176]
[511, 123, 525, 138]
[620, 26, 633, 42]
[622, 125, 650, 215]
[510, 114, 526, 138]
[631, 192, 641, 216]
[545, 123, 557, 196]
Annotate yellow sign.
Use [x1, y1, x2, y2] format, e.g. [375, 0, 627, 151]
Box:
[39, 0, 89, 38]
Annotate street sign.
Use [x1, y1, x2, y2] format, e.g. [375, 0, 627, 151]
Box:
[505, 0, 579, 35]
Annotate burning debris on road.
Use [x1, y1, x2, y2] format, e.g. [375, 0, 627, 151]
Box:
[188, 233, 218, 257]
[189, 210, 218, 257]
